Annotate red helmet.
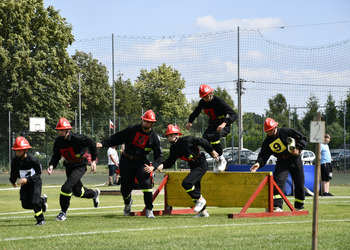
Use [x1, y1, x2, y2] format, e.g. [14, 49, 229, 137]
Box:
[165, 124, 182, 136]
[264, 118, 278, 131]
[55, 118, 72, 130]
[12, 137, 32, 150]
[199, 84, 214, 98]
[141, 110, 156, 122]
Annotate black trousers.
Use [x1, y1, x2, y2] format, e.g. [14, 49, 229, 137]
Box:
[20, 179, 45, 221]
[273, 157, 305, 209]
[203, 122, 231, 155]
[60, 164, 96, 213]
[119, 156, 153, 210]
[182, 154, 208, 202]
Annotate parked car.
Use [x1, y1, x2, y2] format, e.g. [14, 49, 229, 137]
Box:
[301, 150, 315, 165]
[247, 148, 277, 165]
[331, 149, 350, 170]
[224, 149, 253, 165]
[179, 151, 215, 169]
[247, 148, 315, 165]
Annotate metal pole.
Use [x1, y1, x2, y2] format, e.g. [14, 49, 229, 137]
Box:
[312, 112, 322, 250]
[112, 34, 116, 134]
[343, 102, 346, 172]
[8, 111, 11, 171]
[288, 104, 291, 128]
[79, 73, 81, 134]
[75, 110, 77, 133]
[237, 27, 243, 164]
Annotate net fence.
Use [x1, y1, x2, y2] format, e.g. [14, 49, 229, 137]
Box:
[1, 29, 349, 170]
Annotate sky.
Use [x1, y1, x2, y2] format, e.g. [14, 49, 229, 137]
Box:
[43, 0, 350, 46]
[42, 0, 350, 117]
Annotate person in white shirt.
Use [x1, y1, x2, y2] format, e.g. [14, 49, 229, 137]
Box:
[107, 146, 119, 186]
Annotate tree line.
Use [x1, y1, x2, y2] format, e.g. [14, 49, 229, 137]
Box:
[1, 0, 349, 153]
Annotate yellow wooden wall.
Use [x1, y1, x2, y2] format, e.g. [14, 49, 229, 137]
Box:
[164, 172, 272, 208]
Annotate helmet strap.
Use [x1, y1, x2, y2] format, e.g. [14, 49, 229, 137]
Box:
[64, 130, 70, 140]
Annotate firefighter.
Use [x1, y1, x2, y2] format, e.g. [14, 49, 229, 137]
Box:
[96, 110, 162, 219]
[185, 84, 237, 173]
[250, 118, 308, 211]
[10, 137, 47, 225]
[158, 124, 219, 217]
[47, 118, 100, 221]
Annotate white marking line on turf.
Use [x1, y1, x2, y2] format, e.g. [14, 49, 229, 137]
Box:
[1, 219, 350, 242]
[0, 204, 164, 218]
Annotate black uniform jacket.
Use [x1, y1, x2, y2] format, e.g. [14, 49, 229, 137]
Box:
[101, 124, 162, 168]
[256, 128, 308, 168]
[163, 136, 214, 169]
[10, 154, 42, 185]
[49, 133, 97, 168]
[188, 95, 237, 125]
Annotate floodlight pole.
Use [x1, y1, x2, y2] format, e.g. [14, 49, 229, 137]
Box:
[8, 111, 11, 171]
[79, 73, 82, 134]
[237, 26, 243, 164]
[112, 33, 116, 134]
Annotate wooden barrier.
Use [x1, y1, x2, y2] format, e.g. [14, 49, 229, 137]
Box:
[130, 171, 309, 218]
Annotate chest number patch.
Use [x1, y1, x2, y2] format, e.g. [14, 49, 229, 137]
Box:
[269, 138, 286, 153]
[132, 132, 149, 149]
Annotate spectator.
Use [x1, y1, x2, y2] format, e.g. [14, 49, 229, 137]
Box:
[321, 133, 333, 196]
[107, 146, 120, 186]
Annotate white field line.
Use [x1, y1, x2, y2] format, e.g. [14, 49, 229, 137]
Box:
[1, 219, 350, 242]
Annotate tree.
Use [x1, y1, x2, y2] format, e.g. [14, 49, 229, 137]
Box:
[302, 94, 319, 134]
[0, 0, 76, 131]
[324, 92, 337, 126]
[114, 74, 142, 120]
[338, 90, 350, 135]
[213, 86, 235, 109]
[135, 63, 190, 119]
[71, 51, 112, 115]
[266, 93, 289, 127]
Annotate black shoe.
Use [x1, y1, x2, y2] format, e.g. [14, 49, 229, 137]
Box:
[41, 194, 48, 212]
[108, 183, 114, 186]
[295, 205, 304, 211]
[124, 199, 133, 216]
[323, 192, 333, 196]
[35, 220, 46, 226]
[93, 189, 100, 208]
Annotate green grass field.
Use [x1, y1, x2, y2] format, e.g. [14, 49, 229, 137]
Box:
[0, 171, 349, 249]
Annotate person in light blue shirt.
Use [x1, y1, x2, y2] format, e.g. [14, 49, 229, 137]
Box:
[320, 134, 333, 196]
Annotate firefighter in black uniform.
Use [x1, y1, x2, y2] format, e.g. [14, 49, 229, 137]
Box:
[185, 84, 237, 173]
[47, 118, 100, 221]
[250, 118, 308, 211]
[158, 124, 219, 217]
[97, 110, 162, 218]
[10, 137, 47, 225]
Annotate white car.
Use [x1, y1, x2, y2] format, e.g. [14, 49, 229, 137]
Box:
[248, 148, 315, 165]
[301, 150, 315, 165]
[247, 148, 277, 165]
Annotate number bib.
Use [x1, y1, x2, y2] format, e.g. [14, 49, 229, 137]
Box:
[19, 168, 36, 178]
[60, 147, 76, 160]
[132, 132, 149, 149]
[203, 108, 218, 120]
[269, 138, 287, 154]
